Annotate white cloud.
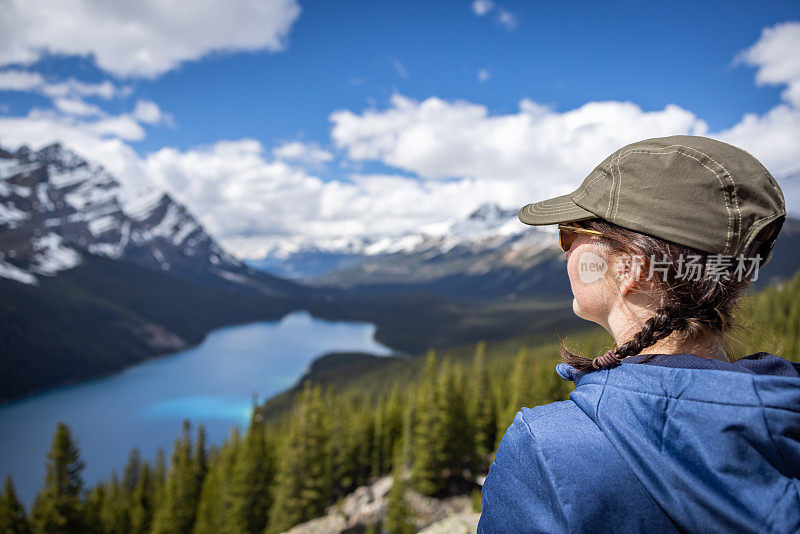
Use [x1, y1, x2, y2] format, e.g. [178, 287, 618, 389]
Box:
[39, 79, 129, 100]
[0, 108, 146, 148]
[716, 104, 800, 177]
[393, 60, 408, 79]
[720, 21, 800, 178]
[330, 94, 708, 192]
[0, 111, 144, 183]
[496, 9, 517, 31]
[736, 21, 800, 107]
[54, 97, 103, 117]
[273, 141, 334, 166]
[132, 100, 173, 127]
[0, 69, 129, 100]
[87, 115, 146, 141]
[471, 0, 516, 31]
[0, 69, 44, 91]
[478, 69, 491, 82]
[0, 0, 302, 78]
[472, 0, 494, 16]
[0, 20, 798, 260]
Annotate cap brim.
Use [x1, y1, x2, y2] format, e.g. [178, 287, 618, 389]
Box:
[518, 193, 596, 226]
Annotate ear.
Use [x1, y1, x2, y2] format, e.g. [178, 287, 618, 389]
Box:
[612, 253, 647, 296]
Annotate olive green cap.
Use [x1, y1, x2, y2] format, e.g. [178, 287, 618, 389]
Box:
[518, 135, 786, 267]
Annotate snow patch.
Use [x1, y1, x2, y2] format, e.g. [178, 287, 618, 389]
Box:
[35, 184, 55, 210]
[211, 267, 249, 284]
[0, 260, 37, 285]
[118, 186, 163, 221]
[0, 160, 39, 181]
[87, 215, 117, 237]
[0, 201, 28, 225]
[151, 247, 169, 270]
[172, 218, 198, 245]
[88, 242, 122, 258]
[29, 233, 82, 275]
[49, 166, 95, 189]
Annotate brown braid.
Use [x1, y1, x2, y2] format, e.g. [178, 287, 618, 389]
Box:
[587, 304, 688, 369]
[558, 217, 767, 372]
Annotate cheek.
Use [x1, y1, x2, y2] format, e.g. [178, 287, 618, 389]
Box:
[567, 244, 614, 313]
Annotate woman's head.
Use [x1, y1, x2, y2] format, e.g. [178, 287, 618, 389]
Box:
[515, 135, 786, 371]
[557, 216, 773, 371]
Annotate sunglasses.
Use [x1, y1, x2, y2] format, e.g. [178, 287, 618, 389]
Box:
[558, 223, 604, 253]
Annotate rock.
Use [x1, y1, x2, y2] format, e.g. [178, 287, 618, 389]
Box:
[283, 513, 347, 534]
[285, 474, 478, 533]
[419, 513, 481, 533]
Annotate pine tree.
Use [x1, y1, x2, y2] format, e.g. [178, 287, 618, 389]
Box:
[385, 405, 415, 534]
[331, 394, 372, 497]
[266, 383, 331, 534]
[151, 420, 203, 534]
[82, 485, 105, 534]
[496, 347, 530, 448]
[230, 410, 275, 533]
[99, 472, 129, 533]
[129, 462, 153, 534]
[122, 448, 143, 497]
[194, 425, 208, 495]
[373, 388, 404, 477]
[30, 422, 86, 533]
[0, 475, 31, 534]
[469, 341, 496, 473]
[193, 428, 242, 534]
[152, 448, 167, 504]
[436, 359, 469, 473]
[411, 350, 446, 496]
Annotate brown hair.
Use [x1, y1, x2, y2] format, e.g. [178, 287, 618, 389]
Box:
[559, 217, 762, 371]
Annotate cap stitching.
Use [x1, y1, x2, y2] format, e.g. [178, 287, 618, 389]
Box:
[572, 171, 611, 202]
[524, 202, 578, 213]
[525, 203, 590, 215]
[606, 149, 621, 219]
[672, 144, 741, 253]
[616, 147, 734, 254]
[525, 203, 587, 215]
[525, 199, 578, 210]
[531, 170, 609, 212]
[613, 150, 623, 222]
[524, 172, 608, 214]
[522, 162, 624, 217]
[538, 198, 576, 208]
[527, 202, 574, 210]
[618, 144, 741, 252]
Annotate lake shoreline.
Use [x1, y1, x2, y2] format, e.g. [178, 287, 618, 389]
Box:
[0, 308, 407, 407]
[0, 310, 397, 506]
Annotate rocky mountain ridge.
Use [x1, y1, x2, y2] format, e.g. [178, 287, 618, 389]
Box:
[0, 143, 298, 296]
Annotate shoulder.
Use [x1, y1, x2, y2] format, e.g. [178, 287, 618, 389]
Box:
[478, 405, 572, 533]
[518, 401, 619, 464]
[479, 400, 677, 533]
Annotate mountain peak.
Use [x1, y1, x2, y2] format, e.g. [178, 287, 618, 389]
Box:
[467, 202, 515, 222]
[0, 143, 275, 293]
[34, 143, 88, 171]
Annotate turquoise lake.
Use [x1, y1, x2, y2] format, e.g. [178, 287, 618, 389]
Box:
[0, 310, 394, 505]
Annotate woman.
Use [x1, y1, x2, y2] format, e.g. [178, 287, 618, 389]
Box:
[478, 135, 800, 533]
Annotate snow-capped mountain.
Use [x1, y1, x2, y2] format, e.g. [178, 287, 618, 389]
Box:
[0, 143, 294, 296]
[245, 201, 561, 291]
[254, 202, 557, 261]
[246, 199, 800, 300]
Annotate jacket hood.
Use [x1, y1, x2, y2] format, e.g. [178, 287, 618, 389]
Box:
[556, 353, 800, 532]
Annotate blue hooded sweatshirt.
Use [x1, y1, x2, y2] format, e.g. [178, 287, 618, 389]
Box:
[478, 352, 800, 533]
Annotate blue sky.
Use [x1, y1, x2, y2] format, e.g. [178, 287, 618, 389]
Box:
[1, 1, 799, 258]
